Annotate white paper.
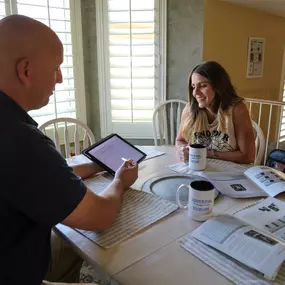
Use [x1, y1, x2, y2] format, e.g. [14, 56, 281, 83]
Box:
[66, 154, 91, 166]
[235, 197, 285, 242]
[245, 166, 285, 197]
[167, 159, 248, 176]
[135, 145, 165, 160]
[83, 174, 112, 194]
[204, 171, 267, 198]
[180, 234, 285, 285]
[191, 214, 285, 280]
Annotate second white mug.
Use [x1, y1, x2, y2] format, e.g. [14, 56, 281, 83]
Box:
[187, 143, 207, 171]
[176, 180, 215, 221]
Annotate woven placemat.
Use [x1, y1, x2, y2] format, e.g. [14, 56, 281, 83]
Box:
[77, 175, 178, 248]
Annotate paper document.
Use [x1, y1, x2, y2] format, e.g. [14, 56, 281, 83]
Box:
[188, 197, 285, 280]
[135, 145, 165, 160]
[244, 166, 285, 197]
[66, 154, 91, 167]
[234, 197, 285, 242]
[205, 166, 285, 198]
[204, 171, 267, 198]
[180, 234, 285, 285]
[168, 159, 247, 176]
[83, 174, 112, 194]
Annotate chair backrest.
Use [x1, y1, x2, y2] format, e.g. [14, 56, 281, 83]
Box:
[39, 117, 95, 158]
[245, 97, 285, 164]
[152, 99, 188, 146]
[252, 120, 265, 165]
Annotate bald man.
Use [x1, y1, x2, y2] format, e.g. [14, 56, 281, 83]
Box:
[0, 15, 138, 285]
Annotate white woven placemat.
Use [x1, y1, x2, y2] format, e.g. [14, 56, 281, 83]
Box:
[77, 175, 178, 248]
[180, 234, 285, 285]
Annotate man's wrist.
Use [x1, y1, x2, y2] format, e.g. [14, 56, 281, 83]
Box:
[112, 178, 125, 192]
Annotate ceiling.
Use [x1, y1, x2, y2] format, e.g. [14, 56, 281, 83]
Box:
[222, 0, 285, 18]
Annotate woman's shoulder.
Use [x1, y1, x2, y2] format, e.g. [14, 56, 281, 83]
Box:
[232, 101, 248, 116]
[181, 103, 190, 116]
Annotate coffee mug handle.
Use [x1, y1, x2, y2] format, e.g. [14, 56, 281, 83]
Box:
[176, 184, 189, 209]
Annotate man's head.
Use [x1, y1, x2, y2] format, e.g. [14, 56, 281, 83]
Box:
[0, 15, 63, 111]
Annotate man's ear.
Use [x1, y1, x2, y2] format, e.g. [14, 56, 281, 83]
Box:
[16, 57, 31, 87]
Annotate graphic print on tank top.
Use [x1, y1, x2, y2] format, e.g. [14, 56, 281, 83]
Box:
[193, 130, 234, 151]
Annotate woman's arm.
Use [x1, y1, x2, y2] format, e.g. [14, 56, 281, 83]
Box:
[175, 105, 190, 162]
[208, 102, 255, 164]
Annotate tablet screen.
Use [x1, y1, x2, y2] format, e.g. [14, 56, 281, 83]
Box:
[83, 134, 146, 175]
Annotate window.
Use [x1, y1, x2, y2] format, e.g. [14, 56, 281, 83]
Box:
[0, 0, 86, 126]
[96, 0, 166, 139]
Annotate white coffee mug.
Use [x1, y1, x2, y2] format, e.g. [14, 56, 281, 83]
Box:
[187, 143, 207, 171]
[176, 180, 215, 221]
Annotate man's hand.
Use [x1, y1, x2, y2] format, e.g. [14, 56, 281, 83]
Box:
[114, 160, 138, 189]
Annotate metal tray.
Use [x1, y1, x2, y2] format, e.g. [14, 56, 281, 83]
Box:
[141, 174, 219, 205]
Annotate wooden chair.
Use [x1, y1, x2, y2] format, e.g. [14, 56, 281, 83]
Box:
[245, 98, 285, 164]
[152, 99, 187, 146]
[39, 117, 95, 158]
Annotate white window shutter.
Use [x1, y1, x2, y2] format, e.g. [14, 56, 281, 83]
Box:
[97, 0, 166, 139]
[1, 0, 86, 126]
[0, 1, 6, 19]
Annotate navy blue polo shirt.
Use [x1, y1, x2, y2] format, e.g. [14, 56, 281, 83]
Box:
[0, 91, 87, 285]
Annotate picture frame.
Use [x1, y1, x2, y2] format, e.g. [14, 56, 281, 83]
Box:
[246, 37, 265, 78]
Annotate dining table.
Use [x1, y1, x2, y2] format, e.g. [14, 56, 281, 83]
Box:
[56, 145, 261, 285]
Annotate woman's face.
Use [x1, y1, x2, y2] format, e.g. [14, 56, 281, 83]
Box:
[191, 72, 215, 109]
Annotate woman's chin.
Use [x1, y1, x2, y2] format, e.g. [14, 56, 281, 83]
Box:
[198, 102, 207, 108]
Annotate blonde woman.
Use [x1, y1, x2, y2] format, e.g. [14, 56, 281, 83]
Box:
[176, 61, 255, 164]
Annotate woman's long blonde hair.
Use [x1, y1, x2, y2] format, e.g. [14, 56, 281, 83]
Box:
[182, 61, 244, 141]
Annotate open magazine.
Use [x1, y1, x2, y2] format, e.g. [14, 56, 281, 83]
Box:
[204, 165, 285, 198]
[191, 197, 285, 280]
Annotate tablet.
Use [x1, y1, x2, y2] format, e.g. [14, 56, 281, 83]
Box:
[82, 133, 146, 175]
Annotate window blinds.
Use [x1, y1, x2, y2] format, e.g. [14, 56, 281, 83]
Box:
[108, 0, 155, 123]
[0, 1, 6, 19]
[0, 0, 77, 126]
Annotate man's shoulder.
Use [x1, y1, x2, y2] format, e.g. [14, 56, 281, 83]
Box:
[1, 119, 50, 142]
[0, 120, 55, 159]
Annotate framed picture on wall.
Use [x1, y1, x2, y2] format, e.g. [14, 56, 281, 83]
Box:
[246, 37, 265, 78]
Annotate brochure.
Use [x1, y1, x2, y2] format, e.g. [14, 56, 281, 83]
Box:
[191, 197, 285, 280]
[204, 166, 285, 198]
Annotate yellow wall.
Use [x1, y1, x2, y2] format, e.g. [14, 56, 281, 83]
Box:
[203, 0, 285, 101]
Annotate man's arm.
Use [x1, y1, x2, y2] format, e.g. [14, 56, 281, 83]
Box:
[62, 160, 138, 231]
[72, 162, 102, 179]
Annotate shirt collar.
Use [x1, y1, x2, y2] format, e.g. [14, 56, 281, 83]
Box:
[0, 90, 38, 127]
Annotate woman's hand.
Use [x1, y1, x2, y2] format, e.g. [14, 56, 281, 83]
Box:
[177, 145, 189, 163]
